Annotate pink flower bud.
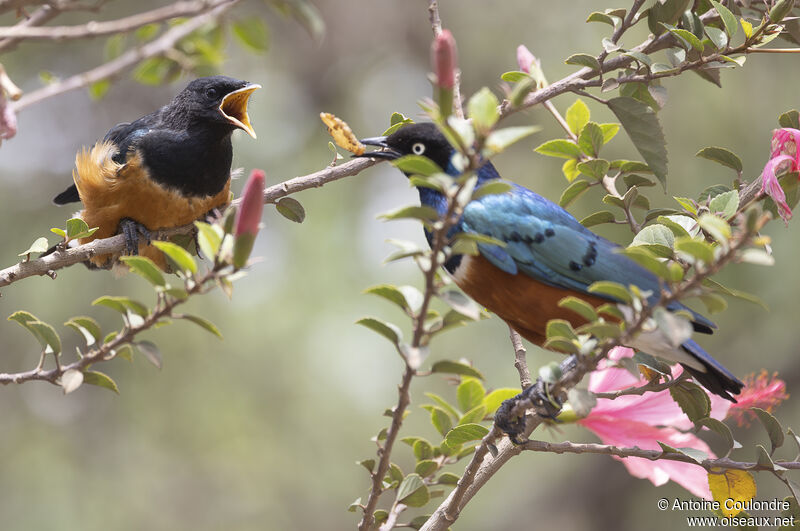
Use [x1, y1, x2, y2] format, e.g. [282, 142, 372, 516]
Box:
[235, 169, 266, 237]
[431, 29, 457, 89]
[759, 127, 800, 223]
[516, 45, 536, 74]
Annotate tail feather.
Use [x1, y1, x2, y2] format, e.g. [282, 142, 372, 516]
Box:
[53, 184, 80, 205]
[680, 339, 744, 402]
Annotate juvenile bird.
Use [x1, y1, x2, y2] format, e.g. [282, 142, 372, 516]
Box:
[53, 75, 260, 270]
[361, 122, 744, 401]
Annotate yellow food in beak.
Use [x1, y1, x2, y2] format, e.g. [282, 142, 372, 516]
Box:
[220, 83, 260, 139]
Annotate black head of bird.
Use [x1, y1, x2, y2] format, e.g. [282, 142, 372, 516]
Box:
[163, 75, 260, 138]
[360, 122, 456, 173]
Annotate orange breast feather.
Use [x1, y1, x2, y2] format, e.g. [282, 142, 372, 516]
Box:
[73, 141, 231, 269]
[453, 254, 609, 346]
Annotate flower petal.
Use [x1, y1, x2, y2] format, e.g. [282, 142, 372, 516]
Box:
[760, 154, 794, 222]
[516, 44, 535, 74]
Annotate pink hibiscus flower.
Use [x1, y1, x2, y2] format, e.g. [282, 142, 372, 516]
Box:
[577, 347, 730, 499]
[726, 370, 789, 427]
[759, 127, 800, 222]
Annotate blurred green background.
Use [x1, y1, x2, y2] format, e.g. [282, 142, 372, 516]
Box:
[1, 1, 798, 530]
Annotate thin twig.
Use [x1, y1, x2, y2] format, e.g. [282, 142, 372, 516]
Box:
[592, 372, 690, 400]
[520, 439, 800, 471]
[11, 0, 241, 112]
[508, 326, 531, 389]
[0, 157, 379, 289]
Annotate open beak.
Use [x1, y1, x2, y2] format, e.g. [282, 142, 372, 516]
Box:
[358, 136, 402, 160]
[220, 83, 260, 139]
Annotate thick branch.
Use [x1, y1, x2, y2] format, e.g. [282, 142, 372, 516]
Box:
[0, 0, 220, 40]
[521, 439, 800, 471]
[0, 157, 379, 288]
[11, 0, 240, 112]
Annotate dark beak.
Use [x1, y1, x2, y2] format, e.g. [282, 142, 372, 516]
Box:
[357, 136, 401, 160]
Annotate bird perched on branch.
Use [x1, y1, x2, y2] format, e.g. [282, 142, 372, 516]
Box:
[52, 75, 260, 270]
[360, 122, 743, 402]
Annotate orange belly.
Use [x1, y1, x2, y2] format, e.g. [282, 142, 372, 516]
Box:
[452, 254, 609, 346]
[73, 141, 231, 269]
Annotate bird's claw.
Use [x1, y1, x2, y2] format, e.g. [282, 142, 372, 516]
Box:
[119, 218, 151, 256]
[494, 380, 564, 444]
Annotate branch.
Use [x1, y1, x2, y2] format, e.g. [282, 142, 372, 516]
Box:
[592, 372, 690, 400]
[10, 0, 241, 112]
[0, 157, 379, 289]
[0, 0, 221, 40]
[520, 439, 800, 471]
[509, 326, 531, 389]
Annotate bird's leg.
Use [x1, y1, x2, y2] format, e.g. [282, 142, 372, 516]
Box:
[494, 380, 564, 444]
[118, 218, 152, 256]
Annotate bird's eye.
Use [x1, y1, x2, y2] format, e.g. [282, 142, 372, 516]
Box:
[205, 87, 219, 100]
[411, 142, 426, 155]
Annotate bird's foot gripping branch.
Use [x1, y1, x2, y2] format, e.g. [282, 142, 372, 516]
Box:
[350, 3, 800, 528]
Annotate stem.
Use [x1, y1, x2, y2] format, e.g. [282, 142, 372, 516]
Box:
[509, 327, 531, 389]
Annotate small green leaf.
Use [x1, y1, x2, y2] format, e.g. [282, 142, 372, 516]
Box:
[565, 53, 601, 71]
[577, 122, 604, 157]
[710, 1, 738, 38]
[61, 369, 83, 394]
[50, 227, 66, 238]
[393, 155, 444, 177]
[472, 180, 513, 200]
[18, 237, 49, 257]
[577, 159, 610, 180]
[535, 139, 582, 159]
[135, 23, 160, 41]
[64, 316, 101, 346]
[232, 18, 270, 51]
[66, 217, 90, 239]
[588, 281, 632, 303]
[430, 360, 483, 379]
[83, 370, 120, 394]
[119, 256, 166, 286]
[152, 241, 197, 275]
[445, 423, 489, 445]
[415, 460, 438, 478]
[483, 388, 519, 415]
[752, 407, 785, 454]
[546, 319, 577, 340]
[439, 290, 482, 321]
[698, 213, 731, 243]
[380, 205, 439, 223]
[195, 221, 223, 260]
[696, 417, 735, 454]
[456, 378, 485, 412]
[484, 126, 540, 154]
[600, 123, 620, 144]
[580, 210, 616, 227]
[586, 11, 615, 25]
[429, 407, 452, 437]
[467, 87, 499, 134]
[669, 381, 711, 423]
[675, 237, 715, 264]
[558, 296, 598, 321]
[136, 340, 162, 369]
[436, 472, 460, 485]
[565, 99, 590, 135]
[275, 197, 305, 223]
[356, 317, 402, 345]
[92, 296, 148, 317]
[607, 97, 668, 189]
[182, 314, 222, 339]
[88, 80, 111, 100]
[459, 404, 487, 425]
[663, 24, 704, 51]
[708, 190, 740, 219]
[559, 179, 590, 207]
[397, 474, 429, 507]
[696, 147, 742, 173]
[778, 110, 800, 130]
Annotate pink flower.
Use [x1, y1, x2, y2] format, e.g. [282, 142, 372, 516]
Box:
[516, 45, 536, 74]
[726, 370, 789, 427]
[431, 30, 457, 89]
[759, 127, 800, 222]
[234, 169, 265, 237]
[577, 347, 729, 499]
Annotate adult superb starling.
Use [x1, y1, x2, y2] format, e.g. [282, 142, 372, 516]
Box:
[361, 122, 743, 401]
[52, 75, 260, 270]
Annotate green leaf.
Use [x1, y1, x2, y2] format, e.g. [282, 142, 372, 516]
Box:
[18, 236, 49, 257]
[565, 99, 590, 135]
[484, 126, 540, 154]
[92, 296, 148, 317]
[647, 0, 690, 35]
[586, 11, 615, 25]
[436, 472, 460, 485]
[380, 205, 439, 223]
[136, 340, 162, 369]
[695, 417, 735, 454]
[83, 370, 119, 394]
[152, 241, 197, 275]
[472, 180, 513, 200]
[135, 23, 160, 41]
[546, 319, 577, 340]
[600, 123, 620, 144]
[356, 317, 402, 345]
[669, 381, 711, 423]
[577, 159, 610, 180]
[704, 26, 728, 50]
[424, 392, 460, 420]
[64, 316, 101, 346]
[577, 122, 604, 157]
[710, 1, 738, 38]
[483, 388, 519, 415]
[698, 293, 728, 314]
[675, 237, 715, 264]
[769, 0, 795, 24]
[88, 80, 111, 101]
[430, 360, 483, 380]
[467, 87, 499, 134]
[779, 109, 800, 130]
[119, 256, 166, 286]
[133, 56, 172, 85]
[459, 404, 487, 425]
[50, 227, 66, 238]
[195, 221, 223, 260]
[580, 210, 616, 227]
[439, 290, 482, 321]
[559, 179, 590, 207]
[558, 296, 598, 321]
[66, 217, 90, 239]
[696, 147, 743, 173]
[365, 284, 413, 313]
[104, 33, 126, 60]
[445, 423, 489, 445]
[182, 314, 222, 339]
[562, 159, 580, 182]
[535, 139, 582, 159]
[607, 97, 668, 189]
[276, 197, 305, 223]
[663, 24, 704, 51]
[413, 439, 433, 460]
[397, 474, 429, 507]
[429, 407, 452, 437]
[457, 378, 485, 412]
[539, 361, 563, 383]
[500, 71, 531, 83]
[61, 369, 83, 394]
[631, 223, 675, 249]
[565, 53, 601, 70]
[232, 18, 270, 52]
[588, 281, 632, 303]
[752, 407, 785, 454]
[415, 460, 438, 478]
[708, 190, 740, 219]
[698, 213, 731, 243]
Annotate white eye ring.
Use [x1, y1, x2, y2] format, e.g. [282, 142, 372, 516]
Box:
[411, 142, 426, 155]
